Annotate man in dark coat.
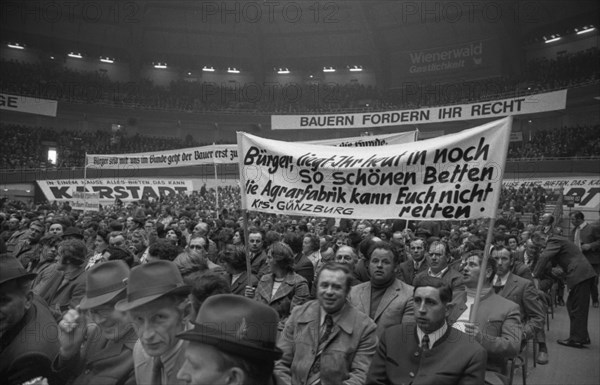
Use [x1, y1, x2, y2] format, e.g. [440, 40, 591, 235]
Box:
[397, 238, 429, 285]
[570, 211, 600, 307]
[52, 260, 137, 385]
[533, 233, 597, 347]
[177, 295, 285, 385]
[366, 275, 487, 385]
[0, 255, 60, 385]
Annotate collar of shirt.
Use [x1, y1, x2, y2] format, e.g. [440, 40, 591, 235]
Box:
[231, 272, 243, 284]
[319, 305, 343, 327]
[417, 322, 448, 348]
[578, 221, 588, 230]
[496, 272, 510, 286]
[428, 266, 448, 278]
[414, 259, 424, 270]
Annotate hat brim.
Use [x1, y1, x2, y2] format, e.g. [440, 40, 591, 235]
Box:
[79, 287, 126, 310]
[177, 325, 283, 361]
[0, 272, 37, 286]
[114, 285, 190, 312]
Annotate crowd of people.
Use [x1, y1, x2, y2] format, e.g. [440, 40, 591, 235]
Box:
[1, 47, 598, 114]
[1, 122, 598, 170]
[1, 182, 598, 384]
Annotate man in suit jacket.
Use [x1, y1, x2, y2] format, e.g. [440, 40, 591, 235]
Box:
[53, 261, 137, 385]
[349, 242, 414, 337]
[366, 276, 487, 385]
[248, 229, 270, 279]
[396, 238, 429, 285]
[449, 251, 522, 385]
[533, 234, 597, 347]
[0, 255, 60, 385]
[492, 247, 547, 364]
[276, 262, 378, 385]
[570, 211, 600, 307]
[44, 239, 88, 320]
[414, 241, 464, 292]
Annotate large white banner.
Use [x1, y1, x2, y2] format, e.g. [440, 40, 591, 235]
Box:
[37, 179, 194, 202]
[237, 117, 512, 220]
[0, 93, 58, 117]
[85, 131, 417, 170]
[271, 90, 566, 130]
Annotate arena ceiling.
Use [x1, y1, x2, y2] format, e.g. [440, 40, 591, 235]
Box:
[1, 0, 599, 73]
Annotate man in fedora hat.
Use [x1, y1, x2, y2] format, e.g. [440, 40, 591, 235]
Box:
[0, 255, 60, 385]
[115, 260, 192, 385]
[53, 260, 137, 385]
[176, 294, 283, 385]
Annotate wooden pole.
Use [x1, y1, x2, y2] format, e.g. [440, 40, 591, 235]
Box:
[470, 217, 496, 322]
[243, 209, 252, 287]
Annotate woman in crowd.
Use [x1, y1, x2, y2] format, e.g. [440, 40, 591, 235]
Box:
[165, 227, 186, 250]
[221, 245, 258, 296]
[86, 229, 110, 270]
[252, 241, 310, 330]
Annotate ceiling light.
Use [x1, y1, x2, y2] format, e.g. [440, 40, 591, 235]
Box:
[68, 52, 83, 58]
[545, 36, 561, 43]
[577, 26, 596, 35]
[153, 62, 167, 69]
[277, 67, 290, 74]
[100, 57, 114, 63]
[228, 67, 240, 73]
[202, 66, 215, 72]
[7, 43, 24, 50]
[349, 65, 363, 72]
[323, 66, 336, 73]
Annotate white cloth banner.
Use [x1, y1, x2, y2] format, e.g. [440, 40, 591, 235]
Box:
[237, 117, 512, 220]
[271, 90, 566, 130]
[37, 178, 194, 202]
[85, 131, 417, 169]
[0, 93, 58, 117]
[71, 191, 100, 212]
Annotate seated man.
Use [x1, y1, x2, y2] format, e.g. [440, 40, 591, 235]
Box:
[53, 260, 137, 385]
[115, 260, 192, 385]
[176, 294, 283, 385]
[492, 246, 547, 365]
[450, 250, 522, 385]
[366, 275, 487, 385]
[276, 262, 378, 385]
[349, 242, 414, 337]
[415, 240, 465, 293]
[0, 255, 60, 384]
[397, 238, 429, 285]
[333, 245, 362, 287]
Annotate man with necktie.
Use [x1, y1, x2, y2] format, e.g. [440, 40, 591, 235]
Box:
[276, 262, 377, 385]
[115, 260, 192, 385]
[366, 275, 487, 385]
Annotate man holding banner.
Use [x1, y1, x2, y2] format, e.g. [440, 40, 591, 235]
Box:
[238, 118, 515, 384]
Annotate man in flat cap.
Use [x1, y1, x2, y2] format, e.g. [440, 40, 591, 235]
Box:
[0, 255, 60, 385]
[116, 260, 192, 385]
[176, 294, 283, 385]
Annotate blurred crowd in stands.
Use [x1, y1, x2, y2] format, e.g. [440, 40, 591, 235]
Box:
[1, 122, 598, 170]
[1, 48, 598, 113]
